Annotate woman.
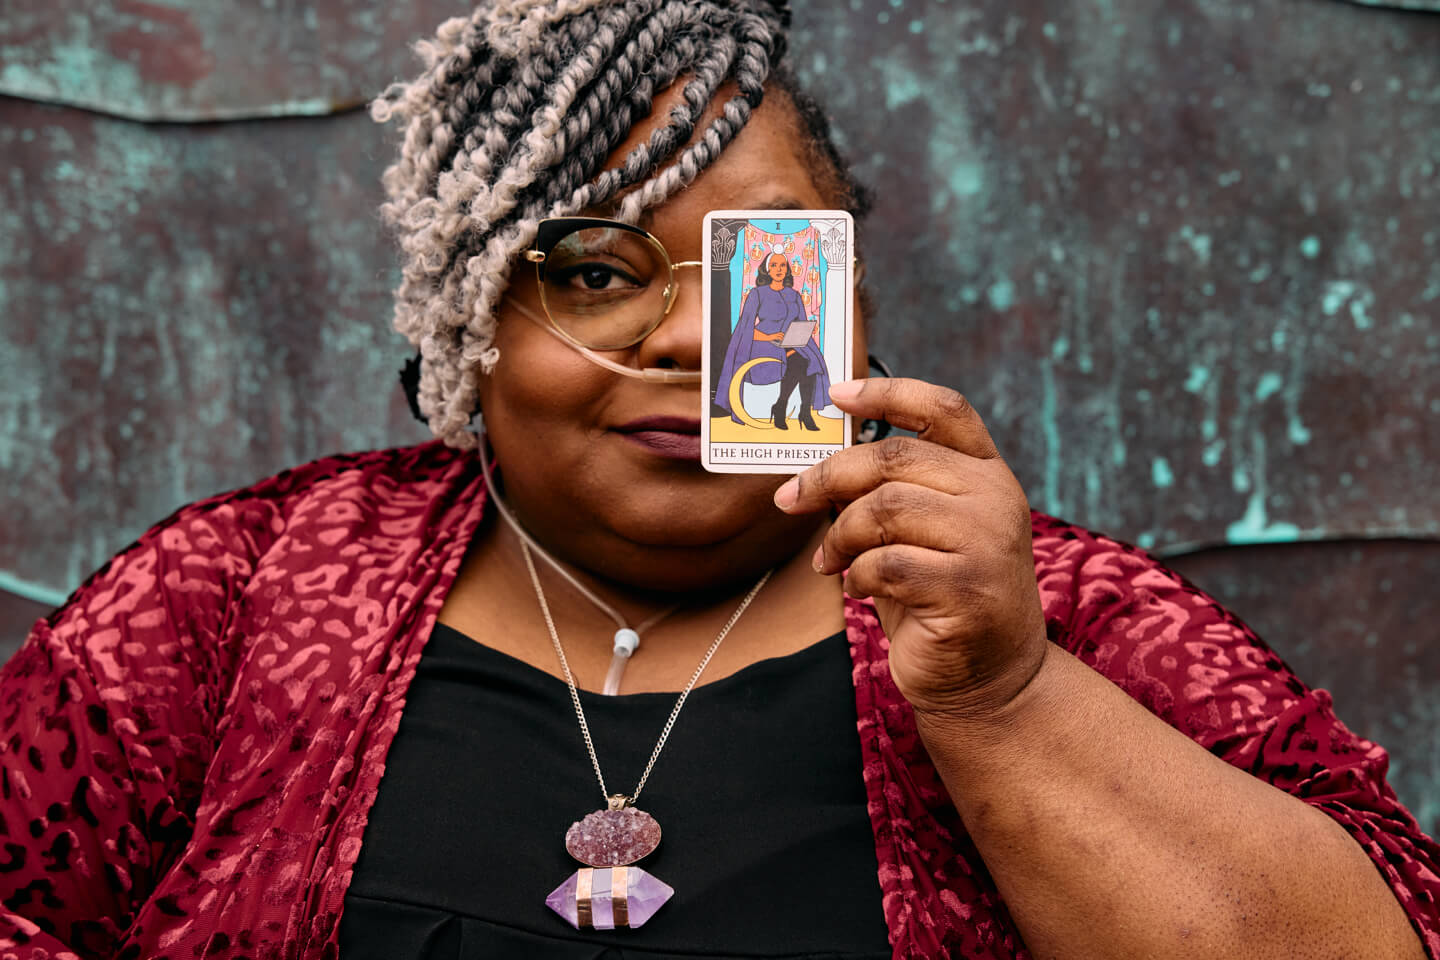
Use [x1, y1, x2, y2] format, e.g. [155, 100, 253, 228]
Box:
[714, 251, 833, 430]
[1, 1, 1436, 958]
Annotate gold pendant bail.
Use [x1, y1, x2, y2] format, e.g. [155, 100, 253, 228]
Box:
[608, 794, 631, 811]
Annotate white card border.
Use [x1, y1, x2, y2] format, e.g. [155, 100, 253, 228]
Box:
[701, 209, 855, 475]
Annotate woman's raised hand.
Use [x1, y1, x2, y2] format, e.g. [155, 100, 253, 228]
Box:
[773, 378, 1051, 722]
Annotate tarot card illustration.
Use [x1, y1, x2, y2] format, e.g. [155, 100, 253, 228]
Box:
[701, 210, 854, 474]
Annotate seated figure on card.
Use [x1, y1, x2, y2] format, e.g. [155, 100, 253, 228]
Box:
[715, 251, 832, 430]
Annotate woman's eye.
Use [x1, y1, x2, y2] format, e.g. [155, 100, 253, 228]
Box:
[579, 267, 620, 290]
[556, 263, 641, 292]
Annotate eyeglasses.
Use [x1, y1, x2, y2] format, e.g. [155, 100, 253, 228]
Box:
[522, 217, 702, 351]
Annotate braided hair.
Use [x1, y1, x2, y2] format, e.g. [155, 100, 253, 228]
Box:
[372, 0, 869, 449]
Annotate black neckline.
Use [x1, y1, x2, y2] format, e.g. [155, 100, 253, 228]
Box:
[342, 615, 891, 958]
[429, 620, 850, 701]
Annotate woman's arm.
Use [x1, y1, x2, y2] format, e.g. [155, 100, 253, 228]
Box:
[735, 288, 771, 341]
[778, 377, 1435, 959]
[917, 645, 1428, 959]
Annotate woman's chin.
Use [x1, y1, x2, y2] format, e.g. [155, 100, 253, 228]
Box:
[575, 505, 817, 590]
[608, 506, 778, 551]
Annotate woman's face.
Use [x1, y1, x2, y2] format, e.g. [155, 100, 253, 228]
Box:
[479, 82, 866, 593]
[767, 253, 788, 283]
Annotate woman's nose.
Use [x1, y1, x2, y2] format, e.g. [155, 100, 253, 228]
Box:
[635, 263, 704, 372]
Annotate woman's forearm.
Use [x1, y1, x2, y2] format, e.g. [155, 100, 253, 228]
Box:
[916, 645, 1426, 960]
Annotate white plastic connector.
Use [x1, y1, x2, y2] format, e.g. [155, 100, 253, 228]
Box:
[612, 627, 640, 658]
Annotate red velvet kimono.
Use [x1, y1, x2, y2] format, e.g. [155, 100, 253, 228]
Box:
[1, 442, 1436, 959]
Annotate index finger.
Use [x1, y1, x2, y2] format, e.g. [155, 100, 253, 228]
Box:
[829, 378, 1000, 459]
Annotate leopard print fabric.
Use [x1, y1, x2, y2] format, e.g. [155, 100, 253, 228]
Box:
[0, 444, 1435, 959]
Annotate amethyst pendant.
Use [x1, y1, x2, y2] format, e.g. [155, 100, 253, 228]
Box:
[547, 803, 674, 930]
[546, 865, 675, 930]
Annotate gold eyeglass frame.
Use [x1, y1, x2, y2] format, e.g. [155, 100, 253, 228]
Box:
[523, 216, 703, 352]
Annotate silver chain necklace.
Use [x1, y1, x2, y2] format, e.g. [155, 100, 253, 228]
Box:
[523, 541, 772, 931]
[478, 431, 677, 694]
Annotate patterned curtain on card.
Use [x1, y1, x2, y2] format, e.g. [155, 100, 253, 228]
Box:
[739, 225, 823, 340]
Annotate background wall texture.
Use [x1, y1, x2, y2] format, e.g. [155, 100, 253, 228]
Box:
[0, 0, 1436, 832]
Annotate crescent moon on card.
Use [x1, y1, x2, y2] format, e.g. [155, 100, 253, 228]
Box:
[728, 357, 782, 430]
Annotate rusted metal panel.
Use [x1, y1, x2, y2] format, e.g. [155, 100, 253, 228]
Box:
[796, 0, 1440, 552]
[0, 0, 469, 120]
[1340, 0, 1440, 10]
[0, 98, 425, 597]
[1168, 539, 1440, 837]
[0, 591, 48, 656]
[4, 0, 1435, 126]
[2, 0, 1437, 587]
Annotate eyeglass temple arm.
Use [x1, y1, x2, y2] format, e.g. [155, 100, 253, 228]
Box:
[505, 297, 702, 384]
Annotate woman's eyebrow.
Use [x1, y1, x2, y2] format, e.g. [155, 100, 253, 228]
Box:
[633, 196, 813, 229]
[577, 195, 816, 229]
[747, 195, 809, 211]
[583, 199, 622, 220]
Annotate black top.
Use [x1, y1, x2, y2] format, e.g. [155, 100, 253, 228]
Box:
[339, 622, 891, 959]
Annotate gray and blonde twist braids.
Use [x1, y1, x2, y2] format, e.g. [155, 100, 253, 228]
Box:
[371, 0, 796, 449]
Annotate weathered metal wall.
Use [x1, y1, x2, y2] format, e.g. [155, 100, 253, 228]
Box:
[1167, 540, 1440, 834]
[0, 1, 464, 120]
[812, 0, 1439, 553]
[1, 1, 1436, 829]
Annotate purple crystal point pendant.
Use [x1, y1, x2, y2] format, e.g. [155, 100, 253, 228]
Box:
[546, 796, 674, 930]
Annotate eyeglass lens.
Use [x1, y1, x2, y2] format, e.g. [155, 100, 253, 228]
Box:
[540, 227, 670, 350]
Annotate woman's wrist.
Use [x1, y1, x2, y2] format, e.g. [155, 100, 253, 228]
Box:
[909, 640, 1065, 757]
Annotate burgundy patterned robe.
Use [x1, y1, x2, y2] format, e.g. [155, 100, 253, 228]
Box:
[0, 442, 1435, 959]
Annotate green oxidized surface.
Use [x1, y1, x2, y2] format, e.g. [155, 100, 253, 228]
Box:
[0, 1, 471, 120]
[796, 0, 1438, 553]
[1, 0, 1436, 586]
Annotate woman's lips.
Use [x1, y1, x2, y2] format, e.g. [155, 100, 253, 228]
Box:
[614, 417, 702, 461]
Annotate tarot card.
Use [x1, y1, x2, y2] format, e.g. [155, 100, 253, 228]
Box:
[701, 210, 855, 474]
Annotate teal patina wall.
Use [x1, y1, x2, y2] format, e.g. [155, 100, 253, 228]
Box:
[0, 1, 1436, 829]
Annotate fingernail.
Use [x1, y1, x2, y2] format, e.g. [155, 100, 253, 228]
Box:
[812, 545, 825, 572]
[828, 380, 862, 402]
[774, 478, 799, 510]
